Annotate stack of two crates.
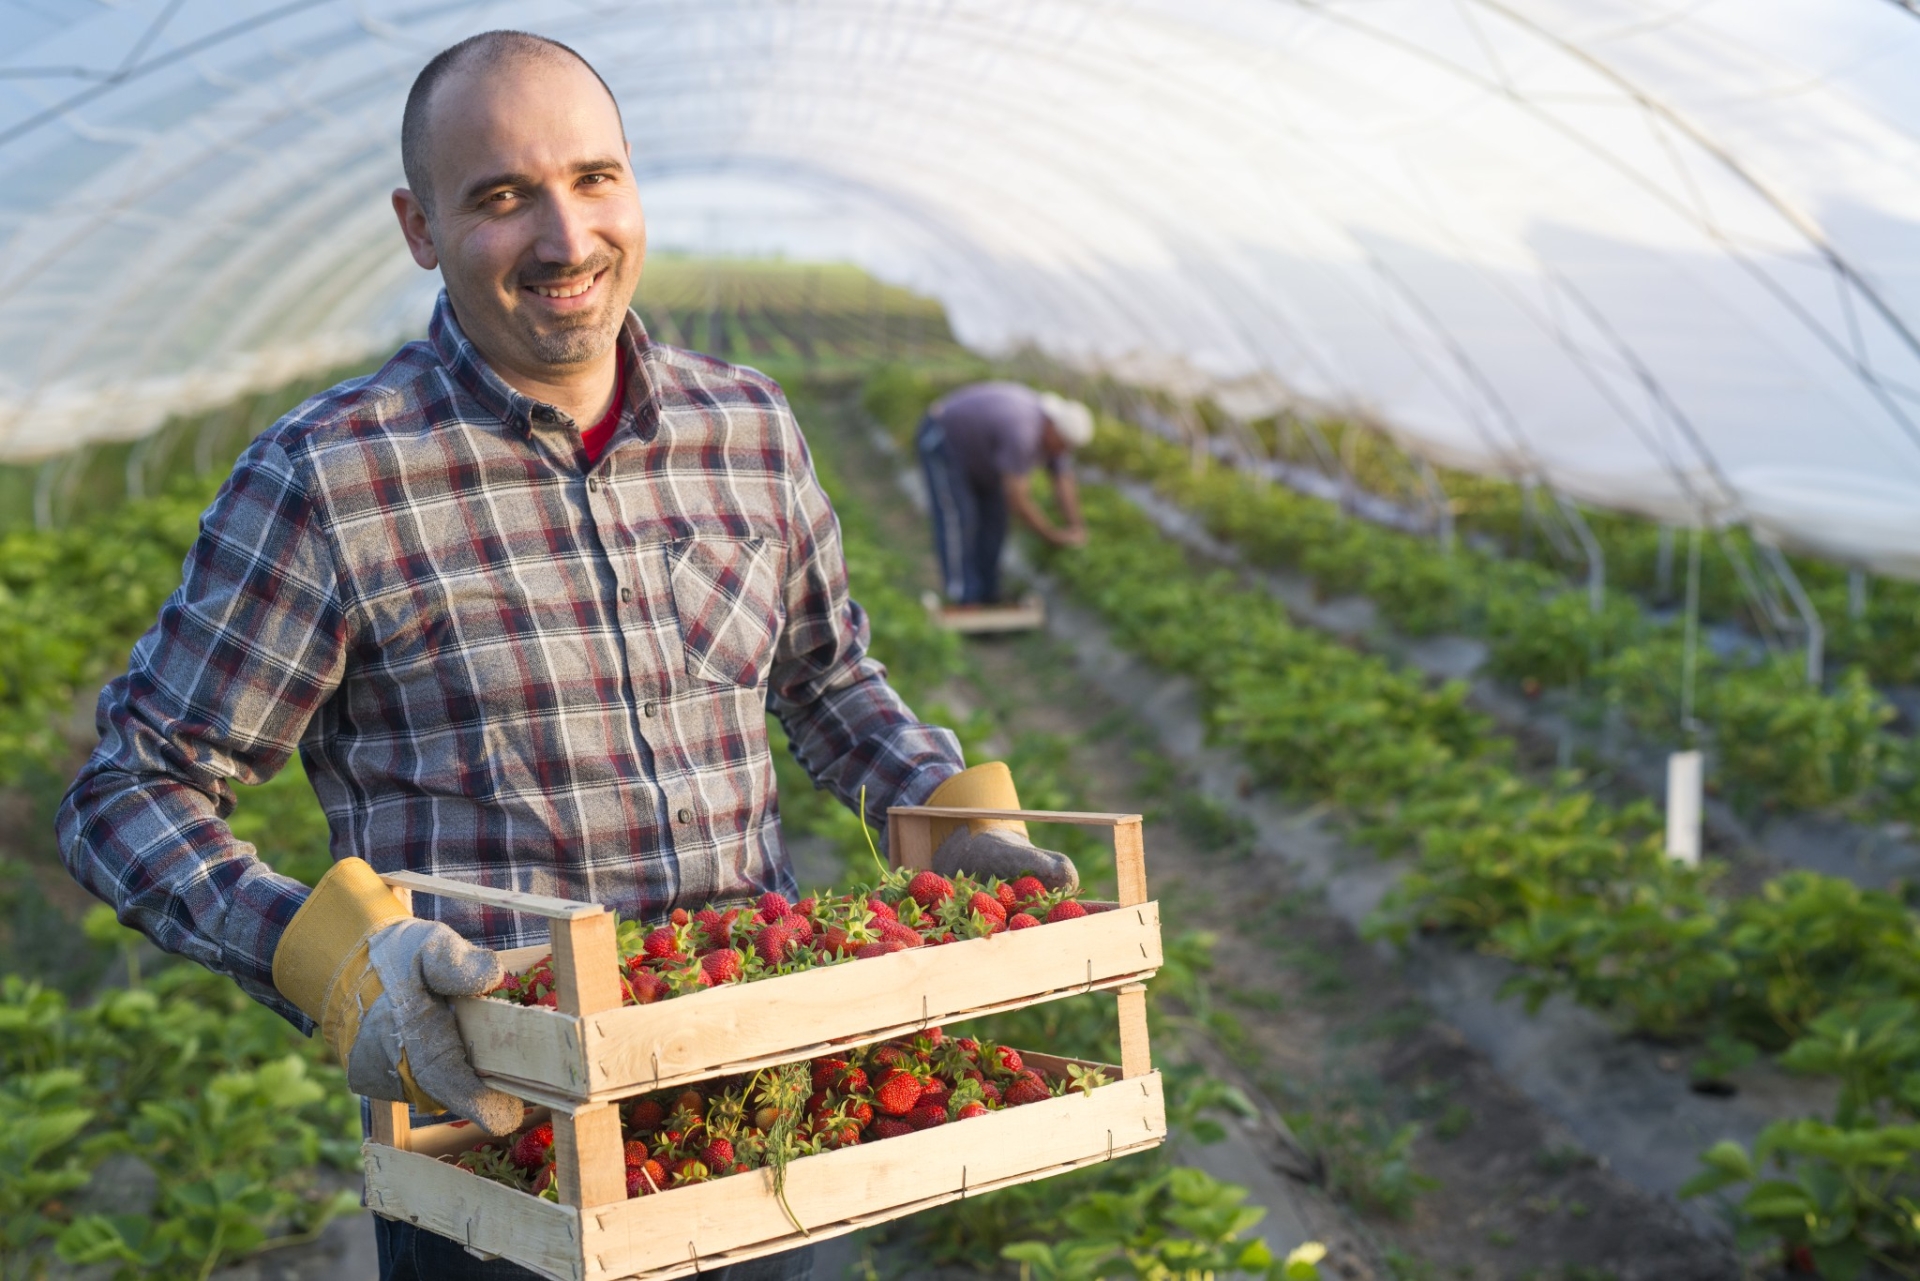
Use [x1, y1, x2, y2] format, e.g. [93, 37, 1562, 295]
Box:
[360, 805, 1170, 1281]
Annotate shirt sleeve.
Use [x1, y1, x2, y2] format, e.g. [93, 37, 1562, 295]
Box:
[764, 395, 964, 831]
[55, 435, 351, 1030]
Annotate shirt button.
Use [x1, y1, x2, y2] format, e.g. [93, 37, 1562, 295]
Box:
[643, 701, 658, 718]
[676, 807, 694, 825]
[620, 586, 633, 603]
[587, 476, 599, 492]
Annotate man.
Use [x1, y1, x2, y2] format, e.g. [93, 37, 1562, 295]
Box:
[917, 381, 1094, 607]
[57, 31, 1075, 1281]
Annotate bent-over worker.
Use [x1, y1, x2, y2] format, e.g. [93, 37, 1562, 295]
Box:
[57, 29, 1078, 1281]
[916, 381, 1094, 606]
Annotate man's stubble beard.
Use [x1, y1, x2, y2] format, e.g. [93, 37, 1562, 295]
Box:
[518, 286, 628, 369]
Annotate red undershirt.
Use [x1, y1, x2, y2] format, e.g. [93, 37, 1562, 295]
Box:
[579, 355, 629, 465]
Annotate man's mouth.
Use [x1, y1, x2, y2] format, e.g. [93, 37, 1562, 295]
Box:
[524, 270, 603, 300]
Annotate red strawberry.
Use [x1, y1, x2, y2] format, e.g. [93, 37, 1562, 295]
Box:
[511, 1124, 554, 1170]
[701, 950, 743, 984]
[993, 1046, 1024, 1075]
[844, 1099, 874, 1127]
[819, 926, 849, 956]
[1005, 1072, 1052, 1106]
[1047, 900, 1089, 924]
[853, 941, 889, 959]
[836, 1066, 870, 1094]
[873, 1044, 914, 1069]
[956, 1101, 989, 1120]
[624, 1139, 651, 1166]
[866, 897, 897, 922]
[701, 1138, 734, 1169]
[627, 1160, 667, 1197]
[867, 1117, 914, 1140]
[919, 1084, 953, 1113]
[907, 1103, 949, 1130]
[1010, 875, 1047, 904]
[626, 970, 671, 1005]
[968, 891, 1007, 923]
[643, 926, 684, 961]
[757, 891, 791, 922]
[674, 1089, 707, 1118]
[672, 1158, 710, 1185]
[796, 897, 817, 918]
[908, 871, 954, 909]
[812, 1058, 849, 1091]
[876, 919, 923, 948]
[981, 1081, 1003, 1105]
[534, 990, 558, 1009]
[754, 923, 795, 969]
[875, 1071, 925, 1116]
[694, 908, 726, 938]
[629, 1099, 667, 1131]
[957, 1037, 981, 1056]
[823, 1122, 862, 1148]
[994, 882, 1019, 909]
[532, 1161, 556, 1194]
[782, 912, 815, 945]
[1008, 913, 1041, 930]
[924, 1027, 945, 1047]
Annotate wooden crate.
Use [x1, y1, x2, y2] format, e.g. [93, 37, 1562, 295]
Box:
[364, 1047, 1165, 1281]
[920, 589, 1048, 634]
[382, 806, 1162, 1107]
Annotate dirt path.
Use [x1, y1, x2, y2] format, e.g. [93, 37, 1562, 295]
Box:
[811, 390, 1740, 1280]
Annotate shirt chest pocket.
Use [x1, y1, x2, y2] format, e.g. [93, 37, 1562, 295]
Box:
[665, 536, 783, 688]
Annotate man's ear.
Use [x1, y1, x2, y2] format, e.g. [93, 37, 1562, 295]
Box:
[391, 188, 439, 270]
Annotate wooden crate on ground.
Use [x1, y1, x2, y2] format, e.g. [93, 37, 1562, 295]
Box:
[920, 589, 1048, 634]
[395, 806, 1161, 1106]
[360, 805, 1166, 1280]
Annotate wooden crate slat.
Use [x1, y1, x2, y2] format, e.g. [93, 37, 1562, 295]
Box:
[453, 902, 1161, 1100]
[364, 1144, 583, 1281]
[458, 996, 592, 1094]
[887, 805, 1144, 826]
[381, 871, 605, 921]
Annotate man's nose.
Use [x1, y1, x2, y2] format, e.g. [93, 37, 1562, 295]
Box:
[531, 188, 599, 267]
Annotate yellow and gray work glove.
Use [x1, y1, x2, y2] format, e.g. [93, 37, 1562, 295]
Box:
[272, 858, 521, 1136]
[926, 762, 1080, 893]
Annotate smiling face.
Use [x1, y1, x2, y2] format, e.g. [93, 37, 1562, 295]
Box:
[393, 51, 645, 393]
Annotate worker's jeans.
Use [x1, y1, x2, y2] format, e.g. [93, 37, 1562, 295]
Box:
[918, 414, 1009, 604]
[374, 1217, 814, 1280]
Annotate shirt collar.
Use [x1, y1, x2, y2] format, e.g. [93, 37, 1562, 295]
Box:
[427, 290, 658, 440]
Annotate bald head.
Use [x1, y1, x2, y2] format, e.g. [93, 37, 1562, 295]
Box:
[402, 30, 625, 216]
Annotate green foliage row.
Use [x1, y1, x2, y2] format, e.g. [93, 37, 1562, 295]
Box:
[1248, 410, 1920, 689]
[1081, 418, 1898, 816]
[3, 940, 360, 1280]
[1036, 479, 1920, 1273]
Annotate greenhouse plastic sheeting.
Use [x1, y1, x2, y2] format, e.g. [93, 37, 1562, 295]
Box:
[4, 1, 1920, 572]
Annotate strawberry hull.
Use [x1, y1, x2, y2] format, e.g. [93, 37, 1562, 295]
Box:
[453, 898, 1161, 1105]
[362, 1054, 1166, 1281]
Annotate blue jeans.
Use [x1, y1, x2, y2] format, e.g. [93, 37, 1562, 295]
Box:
[374, 1216, 814, 1280]
[918, 415, 1009, 605]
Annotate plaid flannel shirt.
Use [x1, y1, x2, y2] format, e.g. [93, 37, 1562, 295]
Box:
[57, 294, 964, 1029]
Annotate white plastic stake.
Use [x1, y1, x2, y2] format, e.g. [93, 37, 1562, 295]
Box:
[1666, 750, 1703, 865]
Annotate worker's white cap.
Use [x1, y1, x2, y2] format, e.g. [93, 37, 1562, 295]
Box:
[1038, 392, 1095, 449]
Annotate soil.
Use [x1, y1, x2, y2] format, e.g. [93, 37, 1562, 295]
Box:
[812, 386, 1743, 1280]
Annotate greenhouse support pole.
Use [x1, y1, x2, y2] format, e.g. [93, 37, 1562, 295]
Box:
[1418, 458, 1453, 554]
[1849, 568, 1869, 621]
[1680, 525, 1702, 739]
[1656, 526, 1675, 599]
[1757, 544, 1823, 686]
[1552, 490, 1605, 615]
